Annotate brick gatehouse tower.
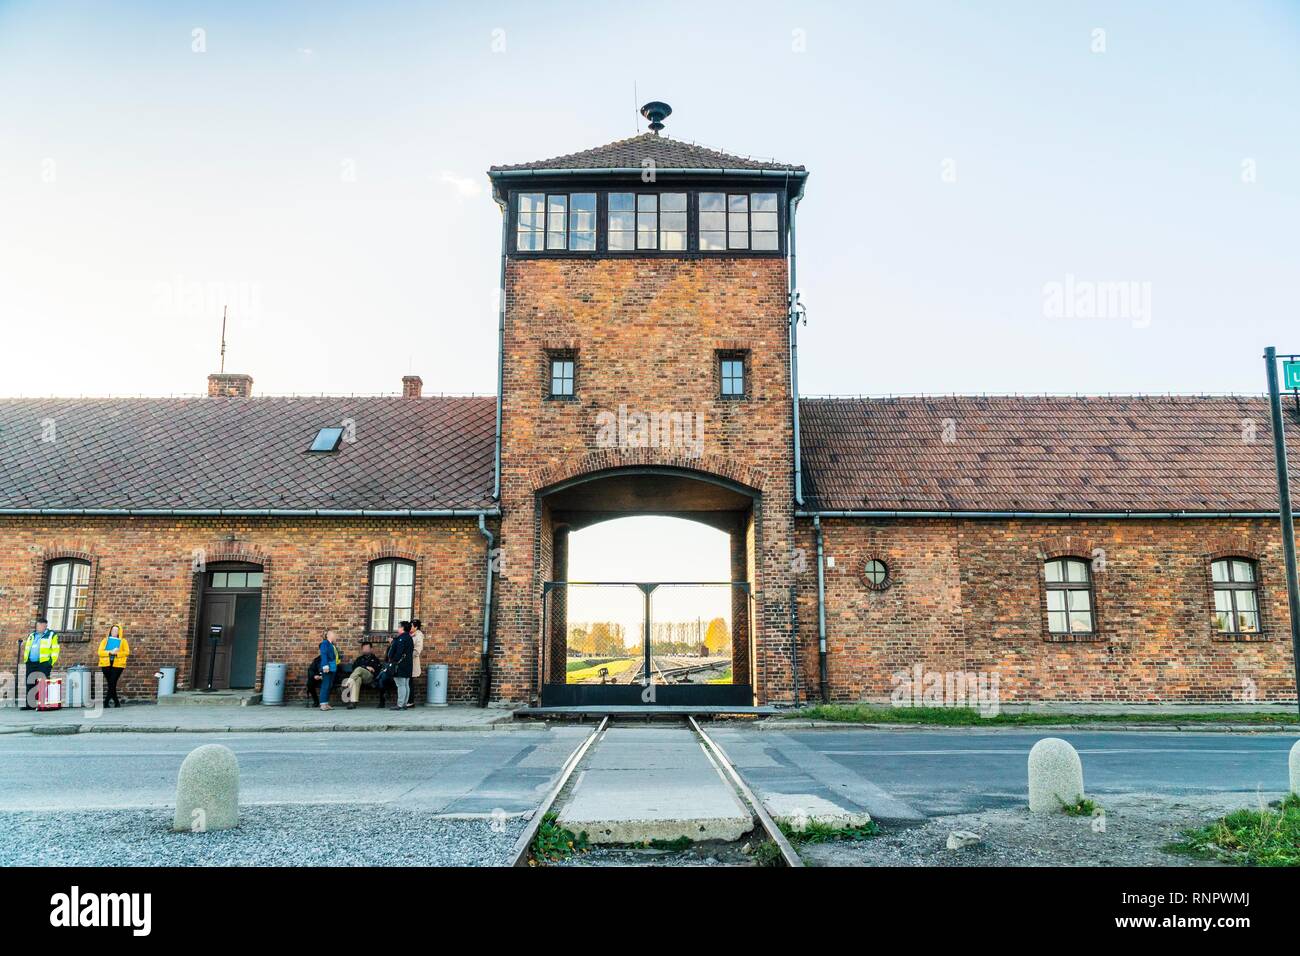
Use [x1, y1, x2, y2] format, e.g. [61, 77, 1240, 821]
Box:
[487, 102, 807, 706]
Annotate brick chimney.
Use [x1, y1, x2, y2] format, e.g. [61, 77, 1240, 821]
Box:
[401, 375, 423, 399]
[207, 373, 254, 398]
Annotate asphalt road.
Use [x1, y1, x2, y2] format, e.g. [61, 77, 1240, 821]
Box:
[780, 728, 1298, 816]
[0, 728, 590, 816]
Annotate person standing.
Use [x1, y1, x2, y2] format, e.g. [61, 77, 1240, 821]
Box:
[408, 618, 425, 709]
[21, 617, 60, 711]
[317, 630, 341, 711]
[341, 641, 381, 709]
[387, 621, 414, 711]
[96, 623, 129, 708]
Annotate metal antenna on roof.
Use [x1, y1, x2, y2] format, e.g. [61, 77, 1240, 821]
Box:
[219, 304, 227, 373]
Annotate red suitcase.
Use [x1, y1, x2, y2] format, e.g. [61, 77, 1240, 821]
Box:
[36, 677, 63, 711]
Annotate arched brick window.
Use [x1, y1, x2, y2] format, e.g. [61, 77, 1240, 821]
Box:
[1044, 557, 1094, 636]
[368, 558, 415, 634]
[44, 558, 91, 635]
[1211, 557, 1260, 635]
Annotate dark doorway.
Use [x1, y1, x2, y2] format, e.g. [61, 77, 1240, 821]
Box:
[193, 565, 264, 690]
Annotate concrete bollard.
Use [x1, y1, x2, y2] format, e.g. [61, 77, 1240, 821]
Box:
[1290, 740, 1299, 797]
[173, 744, 240, 832]
[1028, 737, 1085, 813]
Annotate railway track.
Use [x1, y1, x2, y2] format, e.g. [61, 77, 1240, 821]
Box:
[509, 715, 802, 867]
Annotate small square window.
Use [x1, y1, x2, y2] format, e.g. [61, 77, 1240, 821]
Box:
[550, 357, 575, 398]
[309, 427, 345, 452]
[720, 355, 745, 397]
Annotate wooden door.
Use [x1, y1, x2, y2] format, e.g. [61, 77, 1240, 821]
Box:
[196, 593, 235, 690]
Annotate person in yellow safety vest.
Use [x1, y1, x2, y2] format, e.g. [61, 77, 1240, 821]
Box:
[97, 623, 129, 708]
[317, 630, 340, 711]
[21, 616, 60, 711]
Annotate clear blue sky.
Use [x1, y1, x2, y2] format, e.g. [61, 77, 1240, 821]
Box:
[1, 0, 1297, 398]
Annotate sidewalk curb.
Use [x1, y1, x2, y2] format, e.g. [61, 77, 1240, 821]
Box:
[5, 720, 543, 735]
[761, 719, 1300, 734]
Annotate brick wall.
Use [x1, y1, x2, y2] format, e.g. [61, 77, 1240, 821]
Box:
[795, 517, 1298, 704]
[496, 256, 796, 704]
[0, 516, 491, 702]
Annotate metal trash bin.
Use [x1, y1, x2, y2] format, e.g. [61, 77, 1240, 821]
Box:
[426, 664, 448, 706]
[65, 665, 89, 708]
[157, 666, 177, 697]
[261, 662, 287, 705]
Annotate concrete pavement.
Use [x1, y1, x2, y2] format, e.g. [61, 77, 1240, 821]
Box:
[741, 727, 1298, 817]
[0, 702, 519, 734]
[0, 727, 590, 815]
[557, 726, 752, 843]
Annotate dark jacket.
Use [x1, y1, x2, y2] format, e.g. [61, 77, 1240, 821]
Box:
[352, 652, 381, 676]
[387, 632, 414, 679]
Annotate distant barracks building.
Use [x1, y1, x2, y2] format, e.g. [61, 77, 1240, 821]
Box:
[2, 105, 1297, 707]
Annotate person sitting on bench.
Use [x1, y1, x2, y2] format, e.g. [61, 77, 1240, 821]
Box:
[341, 642, 382, 710]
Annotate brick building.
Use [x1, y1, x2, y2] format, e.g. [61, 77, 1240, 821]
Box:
[1, 105, 1296, 706]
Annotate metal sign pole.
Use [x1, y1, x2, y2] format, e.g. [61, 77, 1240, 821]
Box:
[1264, 346, 1300, 715]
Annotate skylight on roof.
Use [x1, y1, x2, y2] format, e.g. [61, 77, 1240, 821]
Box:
[309, 427, 345, 453]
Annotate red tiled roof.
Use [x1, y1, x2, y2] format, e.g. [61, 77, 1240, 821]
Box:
[799, 396, 1300, 513]
[0, 395, 496, 512]
[489, 132, 804, 173]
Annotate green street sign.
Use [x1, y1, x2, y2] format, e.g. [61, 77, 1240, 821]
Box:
[1286, 360, 1300, 391]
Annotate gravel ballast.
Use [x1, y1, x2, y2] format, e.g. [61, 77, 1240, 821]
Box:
[0, 803, 525, 867]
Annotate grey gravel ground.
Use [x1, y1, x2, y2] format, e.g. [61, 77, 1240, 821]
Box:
[0, 803, 525, 867]
[798, 792, 1284, 867]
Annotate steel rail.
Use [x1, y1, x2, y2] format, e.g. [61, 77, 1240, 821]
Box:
[688, 716, 803, 867]
[509, 716, 609, 866]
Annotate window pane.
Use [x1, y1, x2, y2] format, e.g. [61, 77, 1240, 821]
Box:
[728, 212, 749, 248]
[752, 231, 779, 251]
[728, 195, 749, 212]
[1065, 559, 1089, 583]
[751, 211, 778, 232]
[1214, 590, 1233, 616]
[246, 572, 263, 588]
[751, 192, 778, 212]
[661, 212, 687, 232]
[1047, 611, 1068, 633]
[1044, 560, 1063, 583]
[212, 572, 228, 588]
[1232, 560, 1254, 582]
[71, 563, 90, 586]
[395, 586, 413, 619]
[226, 572, 247, 588]
[546, 195, 567, 250]
[395, 562, 414, 586]
[50, 562, 69, 586]
[637, 214, 658, 249]
[699, 231, 726, 251]
[372, 607, 390, 633]
[637, 194, 657, 212]
[700, 192, 725, 212]
[609, 230, 634, 251]
[48, 604, 66, 631]
[661, 193, 686, 212]
[372, 562, 392, 586]
[661, 230, 687, 251]
[570, 193, 596, 251]
[1067, 589, 1090, 612]
[46, 584, 66, 619]
[68, 589, 88, 631]
[1237, 611, 1260, 633]
[1046, 590, 1066, 612]
[371, 584, 390, 611]
[1069, 611, 1093, 632]
[1235, 588, 1258, 613]
[517, 193, 544, 251]
[1210, 560, 1229, 583]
